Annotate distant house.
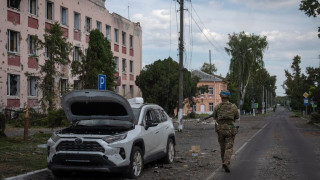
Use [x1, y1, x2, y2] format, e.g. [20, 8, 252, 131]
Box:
[183, 70, 228, 115]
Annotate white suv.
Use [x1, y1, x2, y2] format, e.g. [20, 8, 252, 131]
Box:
[47, 90, 175, 178]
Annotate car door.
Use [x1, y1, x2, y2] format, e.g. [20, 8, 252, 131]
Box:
[142, 109, 163, 157]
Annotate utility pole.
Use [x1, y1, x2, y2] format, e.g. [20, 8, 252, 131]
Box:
[262, 86, 265, 114]
[209, 50, 216, 106]
[177, 0, 184, 131]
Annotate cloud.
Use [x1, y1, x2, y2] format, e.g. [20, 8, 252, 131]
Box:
[228, 0, 298, 10]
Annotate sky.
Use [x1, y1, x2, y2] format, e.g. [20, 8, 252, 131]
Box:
[105, 0, 320, 96]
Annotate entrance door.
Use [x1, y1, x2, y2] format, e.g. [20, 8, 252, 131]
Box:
[200, 105, 205, 112]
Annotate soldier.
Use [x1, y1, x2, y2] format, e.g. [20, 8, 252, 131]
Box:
[204, 90, 239, 172]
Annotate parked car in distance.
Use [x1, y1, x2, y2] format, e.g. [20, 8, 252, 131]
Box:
[47, 90, 175, 178]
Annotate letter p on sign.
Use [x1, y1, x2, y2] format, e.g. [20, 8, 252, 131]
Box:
[98, 74, 106, 90]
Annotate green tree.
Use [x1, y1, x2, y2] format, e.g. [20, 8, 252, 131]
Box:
[283, 55, 308, 110]
[300, 0, 320, 38]
[200, 62, 217, 74]
[40, 22, 72, 111]
[72, 29, 115, 90]
[306, 67, 320, 112]
[225, 32, 268, 111]
[135, 57, 199, 115]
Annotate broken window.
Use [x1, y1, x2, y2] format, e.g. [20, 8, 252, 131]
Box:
[7, 30, 19, 53]
[28, 76, 37, 96]
[114, 28, 119, 43]
[60, 6, 68, 25]
[28, 0, 37, 15]
[8, 0, 21, 9]
[208, 87, 213, 95]
[85, 16, 91, 32]
[114, 56, 119, 71]
[130, 60, 133, 73]
[209, 103, 214, 111]
[106, 25, 111, 40]
[129, 35, 133, 48]
[122, 31, 126, 46]
[73, 46, 81, 61]
[28, 35, 36, 55]
[60, 79, 68, 95]
[130, 85, 134, 98]
[46, 1, 53, 20]
[122, 59, 126, 72]
[122, 84, 126, 97]
[7, 74, 19, 96]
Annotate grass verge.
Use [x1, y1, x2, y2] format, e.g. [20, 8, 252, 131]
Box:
[0, 133, 51, 179]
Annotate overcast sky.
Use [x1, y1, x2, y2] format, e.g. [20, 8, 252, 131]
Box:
[105, 0, 320, 96]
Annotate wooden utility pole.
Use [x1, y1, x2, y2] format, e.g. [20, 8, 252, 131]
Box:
[177, 0, 184, 131]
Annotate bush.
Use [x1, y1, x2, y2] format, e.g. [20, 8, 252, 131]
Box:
[47, 109, 69, 128]
[311, 113, 320, 123]
[0, 112, 6, 137]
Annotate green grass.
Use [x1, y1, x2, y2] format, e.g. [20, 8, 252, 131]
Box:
[0, 133, 51, 179]
[291, 110, 302, 117]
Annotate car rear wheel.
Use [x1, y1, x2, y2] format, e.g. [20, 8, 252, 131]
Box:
[163, 138, 175, 164]
[127, 146, 144, 179]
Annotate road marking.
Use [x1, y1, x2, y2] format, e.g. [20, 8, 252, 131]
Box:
[205, 121, 271, 180]
[4, 168, 48, 180]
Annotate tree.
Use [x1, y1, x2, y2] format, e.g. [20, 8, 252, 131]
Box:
[300, 0, 320, 38]
[40, 22, 72, 111]
[306, 67, 320, 112]
[283, 55, 308, 110]
[135, 57, 199, 116]
[72, 29, 115, 89]
[200, 62, 217, 74]
[225, 32, 268, 112]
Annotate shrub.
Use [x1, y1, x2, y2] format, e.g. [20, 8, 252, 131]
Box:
[311, 113, 320, 123]
[47, 109, 69, 128]
[0, 112, 6, 137]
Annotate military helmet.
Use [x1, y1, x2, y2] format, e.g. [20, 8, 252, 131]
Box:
[220, 90, 231, 98]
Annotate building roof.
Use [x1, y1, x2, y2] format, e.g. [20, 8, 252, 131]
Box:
[192, 70, 226, 82]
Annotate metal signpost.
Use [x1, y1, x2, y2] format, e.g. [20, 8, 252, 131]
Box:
[303, 92, 309, 116]
[98, 74, 106, 90]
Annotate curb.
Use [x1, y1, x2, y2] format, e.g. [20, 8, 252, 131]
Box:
[4, 168, 48, 180]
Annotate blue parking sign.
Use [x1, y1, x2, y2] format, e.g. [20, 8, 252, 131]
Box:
[98, 74, 106, 90]
[304, 98, 308, 106]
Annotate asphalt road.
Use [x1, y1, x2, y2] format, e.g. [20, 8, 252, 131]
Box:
[211, 107, 320, 180]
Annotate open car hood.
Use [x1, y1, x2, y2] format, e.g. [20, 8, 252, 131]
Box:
[62, 90, 135, 123]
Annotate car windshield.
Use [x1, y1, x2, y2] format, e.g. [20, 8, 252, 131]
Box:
[132, 108, 141, 123]
[76, 119, 133, 128]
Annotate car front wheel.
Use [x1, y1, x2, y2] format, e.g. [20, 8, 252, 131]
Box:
[128, 146, 144, 179]
[163, 138, 175, 164]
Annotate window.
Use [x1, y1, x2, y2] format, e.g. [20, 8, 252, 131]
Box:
[85, 17, 91, 32]
[115, 86, 119, 94]
[160, 110, 168, 122]
[129, 35, 133, 48]
[7, 30, 19, 53]
[46, 1, 53, 20]
[122, 59, 126, 72]
[122, 85, 126, 97]
[122, 31, 126, 46]
[28, 76, 37, 96]
[130, 85, 134, 98]
[130, 60, 133, 73]
[114, 56, 119, 71]
[192, 105, 196, 112]
[28, 35, 36, 55]
[44, 46, 50, 58]
[106, 25, 111, 40]
[60, 79, 67, 95]
[209, 103, 214, 111]
[114, 28, 119, 43]
[8, 0, 20, 9]
[29, 0, 37, 15]
[96, 21, 101, 32]
[7, 74, 19, 96]
[73, 46, 81, 61]
[60, 6, 68, 25]
[209, 87, 213, 95]
[74, 12, 80, 30]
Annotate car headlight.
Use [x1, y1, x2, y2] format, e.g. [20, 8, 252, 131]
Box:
[102, 133, 127, 144]
[50, 132, 60, 143]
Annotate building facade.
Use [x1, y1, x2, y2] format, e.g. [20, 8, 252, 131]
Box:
[1, 0, 142, 110]
[183, 70, 228, 115]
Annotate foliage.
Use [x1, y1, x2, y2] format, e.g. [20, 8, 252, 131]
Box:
[306, 67, 320, 113]
[39, 22, 72, 111]
[311, 112, 320, 123]
[225, 32, 268, 111]
[299, 0, 320, 38]
[47, 109, 69, 128]
[72, 29, 115, 90]
[200, 62, 217, 74]
[0, 112, 6, 137]
[0, 133, 51, 178]
[135, 57, 199, 115]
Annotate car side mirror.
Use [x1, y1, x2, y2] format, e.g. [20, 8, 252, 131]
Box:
[145, 120, 158, 130]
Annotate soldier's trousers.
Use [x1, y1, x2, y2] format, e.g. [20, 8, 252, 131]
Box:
[217, 131, 235, 166]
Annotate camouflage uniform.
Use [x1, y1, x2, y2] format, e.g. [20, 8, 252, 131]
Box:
[207, 90, 239, 172]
